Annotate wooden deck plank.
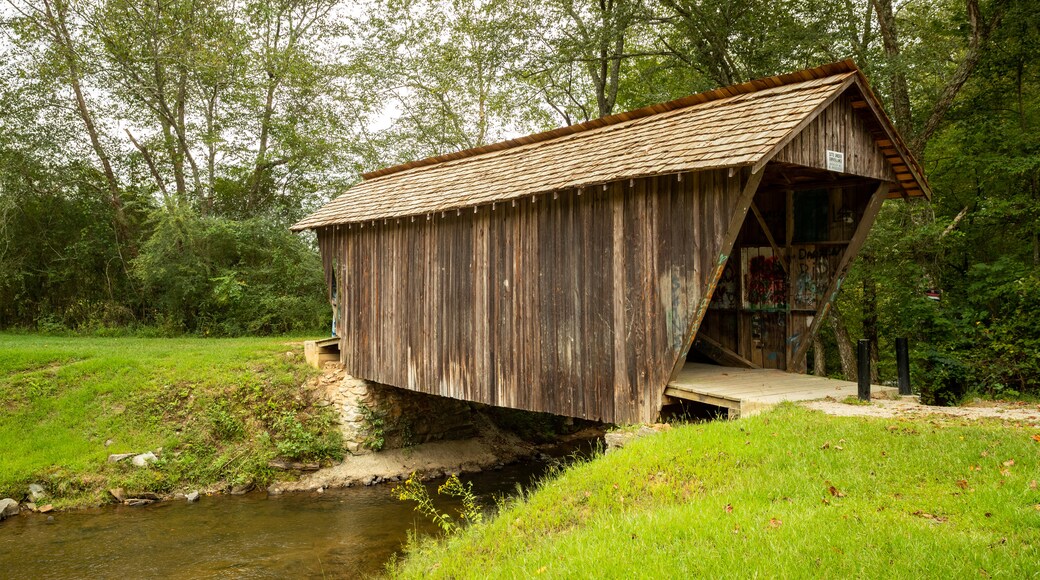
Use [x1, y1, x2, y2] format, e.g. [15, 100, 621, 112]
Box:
[666, 363, 897, 417]
[663, 387, 741, 410]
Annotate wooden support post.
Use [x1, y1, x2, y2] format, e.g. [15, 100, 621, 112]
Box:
[785, 188, 794, 371]
[750, 201, 788, 272]
[857, 339, 871, 401]
[896, 337, 911, 395]
[789, 182, 889, 372]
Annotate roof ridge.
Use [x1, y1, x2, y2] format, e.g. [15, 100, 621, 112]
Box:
[361, 60, 860, 181]
[367, 75, 846, 183]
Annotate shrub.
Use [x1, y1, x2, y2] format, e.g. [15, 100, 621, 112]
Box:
[919, 351, 968, 406]
[133, 209, 329, 335]
[272, 409, 343, 461]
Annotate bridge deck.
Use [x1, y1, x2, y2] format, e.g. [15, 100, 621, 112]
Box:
[665, 363, 898, 418]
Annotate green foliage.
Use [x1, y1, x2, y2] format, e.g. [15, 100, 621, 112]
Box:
[961, 264, 1040, 397]
[832, 0, 1040, 397]
[0, 148, 147, 330]
[357, 402, 388, 452]
[0, 0, 353, 336]
[133, 210, 328, 335]
[0, 0, 1037, 393]
[919, 351, 969, 406]
[207, 401, 246, 441]
[394, 472, 484, 536]
[273, 409, 344, 461]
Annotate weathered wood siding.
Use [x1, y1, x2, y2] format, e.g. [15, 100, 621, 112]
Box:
[318, 168, 750, 423]
[774, 93, 896, 182]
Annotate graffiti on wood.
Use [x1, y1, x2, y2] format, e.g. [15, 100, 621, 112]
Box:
[709, 259, 739, 310]
[790, 245, 844, 310]
[742, 247, 787, 310]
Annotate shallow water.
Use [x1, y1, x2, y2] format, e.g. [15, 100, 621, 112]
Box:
[0, 460, 557, 579]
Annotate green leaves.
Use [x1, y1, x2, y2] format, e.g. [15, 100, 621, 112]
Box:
[132, 209, 328, 335]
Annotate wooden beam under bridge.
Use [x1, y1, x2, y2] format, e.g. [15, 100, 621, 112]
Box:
[693, 334, 760, 369]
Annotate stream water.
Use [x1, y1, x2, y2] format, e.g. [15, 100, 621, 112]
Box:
[0, 458, 563, 579]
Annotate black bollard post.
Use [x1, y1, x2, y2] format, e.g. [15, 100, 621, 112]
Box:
[896, 337, 911, 395]
[857, 339, 871, 401]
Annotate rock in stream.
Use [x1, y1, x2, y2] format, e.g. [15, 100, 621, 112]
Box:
[0, 498, 20, 520]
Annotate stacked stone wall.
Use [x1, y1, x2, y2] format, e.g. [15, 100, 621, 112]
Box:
[316, 365, 478, 454]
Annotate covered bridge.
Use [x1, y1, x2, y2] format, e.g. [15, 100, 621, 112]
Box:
[292, 60, 930, 424]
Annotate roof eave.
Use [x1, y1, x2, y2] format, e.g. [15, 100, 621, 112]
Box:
[290, 163, 760, 231]
[848, 73, 932, 200]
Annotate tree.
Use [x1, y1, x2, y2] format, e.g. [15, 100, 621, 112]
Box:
[352, 0, 546, 162]
[0, 0, 361, 331]
[6, 0, 137, 254]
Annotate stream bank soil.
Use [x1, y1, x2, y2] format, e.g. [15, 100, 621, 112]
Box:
[275, 362, 606, 493]
[272, 432, 532, 493]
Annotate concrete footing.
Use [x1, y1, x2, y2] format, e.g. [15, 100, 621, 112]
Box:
[304, 337, 340, 368]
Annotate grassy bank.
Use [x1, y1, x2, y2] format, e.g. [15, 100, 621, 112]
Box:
[393, 405, 1040, 577]
[0, 334, 341, 508]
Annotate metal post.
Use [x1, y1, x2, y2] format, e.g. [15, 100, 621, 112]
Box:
[857, 339, 871, 401]
[896, 337, 911, 395]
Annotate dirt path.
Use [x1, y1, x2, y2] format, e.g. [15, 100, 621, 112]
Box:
[803, 396, 1040, 426]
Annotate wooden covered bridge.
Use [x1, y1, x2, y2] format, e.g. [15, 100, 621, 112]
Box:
[292, 60, 929, 423]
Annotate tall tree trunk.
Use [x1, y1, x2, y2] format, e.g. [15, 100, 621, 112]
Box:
[911, 0, 1004, 153]
[40, 0, 135, 256]
[829, 304, 857, 381]
[659, 0, 736, 86]
[873, 0, 1004, 154]
[203, 87, 219, 216]
[812, 332, 826, 377]
[872, 0, 912, 135]
[249, 12, 283, 210]
[124, 128, 169, 201]
[567, 0, 627, 118]
[161, 117, 187, 202]
[174, 63, 204, 198]
[595, 0, 624, 117]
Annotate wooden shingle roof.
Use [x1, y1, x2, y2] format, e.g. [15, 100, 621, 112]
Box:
[293, 60, 928, 231]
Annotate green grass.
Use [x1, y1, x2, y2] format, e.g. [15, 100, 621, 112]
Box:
[0, 334, 341, 508]
[392, 405, 1040, 578]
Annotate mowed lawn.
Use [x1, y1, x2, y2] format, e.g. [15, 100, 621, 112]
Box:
[0, 334, 314, 502]
[393, 405, 1040, 578]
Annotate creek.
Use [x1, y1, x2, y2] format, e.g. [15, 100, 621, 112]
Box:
[0, 456, 568, 579]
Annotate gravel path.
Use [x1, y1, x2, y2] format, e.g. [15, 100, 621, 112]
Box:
[803, 396, 1040, 427]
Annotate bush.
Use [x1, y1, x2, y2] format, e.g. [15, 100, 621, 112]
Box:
[919, 351, 968, 406]
[0, 156, 147, 330]
[960, 262, 1040, 397]
[133, 209, 329, 335]
[272, 409, 343, 461]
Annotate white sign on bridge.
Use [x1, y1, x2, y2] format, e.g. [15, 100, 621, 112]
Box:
[826, 149, 845, 173]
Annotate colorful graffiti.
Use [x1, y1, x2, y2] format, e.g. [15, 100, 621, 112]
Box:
[742, 247, 787, 310]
